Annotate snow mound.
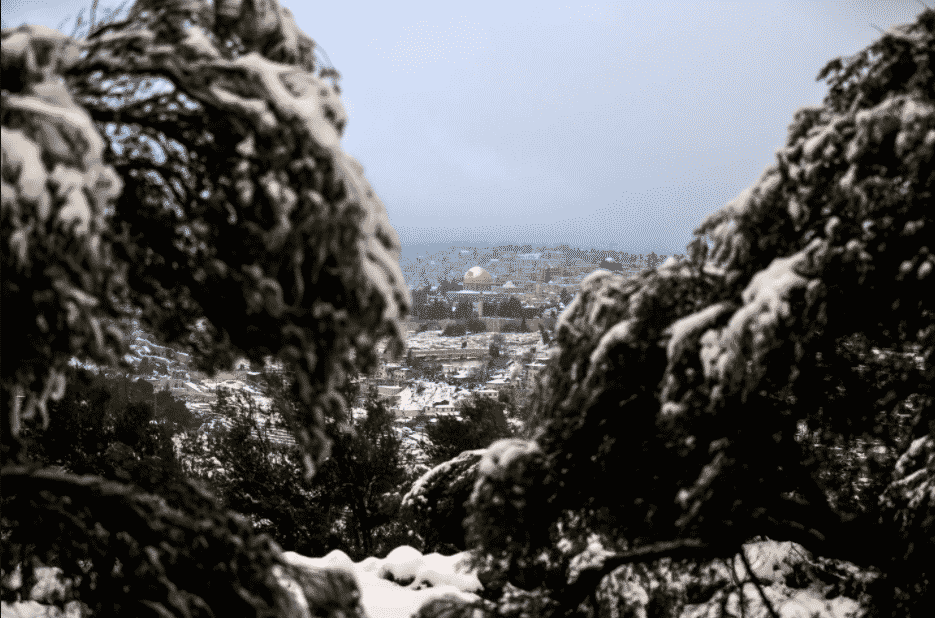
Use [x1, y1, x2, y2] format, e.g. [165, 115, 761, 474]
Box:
[283, 545, 482, 618]
[283, 548, 357, 577]
[376, 545, 424, 582]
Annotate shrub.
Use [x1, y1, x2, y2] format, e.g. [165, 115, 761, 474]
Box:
[465, 317, 487, 333]
[417, 321, 440, 333]
[176, 387, 342, 557]
[442, 323, 467, 337]
[500, 320, 525, 333]
[489, 333, 506, 359]
[425, 393, 512, 466]
[14, 365, 186, 496]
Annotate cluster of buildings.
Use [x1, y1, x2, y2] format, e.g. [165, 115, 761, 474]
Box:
[420, 256, 647, 318]
[131, 333, 553, 424]
[360, 345, 554, 417]
[444, 266, 529, 316]
[83, 297, 560, 435]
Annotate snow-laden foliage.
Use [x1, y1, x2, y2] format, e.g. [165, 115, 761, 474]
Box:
[464, 9, 934, 617]
[402, 449, 487, 554]
[2, 1, 409, 615]
[2, 0, 410, 478]
[425, 394, 513, 466]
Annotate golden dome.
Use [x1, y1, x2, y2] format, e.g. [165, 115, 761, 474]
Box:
[464, 266, 493, 283]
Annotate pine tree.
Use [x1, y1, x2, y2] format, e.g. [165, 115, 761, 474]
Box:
[2, 2, 409, 614]
[176, 384, 342, 557]
[463, 10, 935, 617]
[489, 333, 506, 359]
[425, 394, 512, 467]
[318, 385, 410, 558]
[14, 365, 185, 495]
[502, 297, 523, 319]
[455, 300, 473, 320]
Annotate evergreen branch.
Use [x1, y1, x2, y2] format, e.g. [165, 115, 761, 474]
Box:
[557, 538, 711, 617]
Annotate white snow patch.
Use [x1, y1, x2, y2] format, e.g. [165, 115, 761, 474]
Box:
[282, 546, 481, 618]
[478, 438, 539, 481]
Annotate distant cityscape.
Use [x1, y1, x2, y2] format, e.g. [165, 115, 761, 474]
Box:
[399, 243, 684, 290]
[400, 243, 686, 320]
[60, 243, 686, 446]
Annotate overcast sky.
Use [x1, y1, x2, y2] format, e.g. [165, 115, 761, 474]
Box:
[3, 0, 929, 253]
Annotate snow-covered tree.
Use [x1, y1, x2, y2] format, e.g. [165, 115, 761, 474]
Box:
[318, 384, 411, 559]
[489, 333, 506, 359]
[2, 1, 408, 615]
[401, 449, 486, 555]
[12, 363, 186, 495]
[463, 10, 934, 618]
[425, 394, 512, 467]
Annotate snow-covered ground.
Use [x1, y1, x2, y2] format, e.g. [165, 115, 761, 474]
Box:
[75, 324, 545, 474]
[198, 378, 273, 411]
[1, 533, 872, 618]
[394, 331, 544, 358]
[393, 382, 473, 411]
[72, 327, 552, 417]
[281, 545, 482, 618]
[1, 546, 484, 618]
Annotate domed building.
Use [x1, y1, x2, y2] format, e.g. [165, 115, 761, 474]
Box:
[464, 266, 493, 291]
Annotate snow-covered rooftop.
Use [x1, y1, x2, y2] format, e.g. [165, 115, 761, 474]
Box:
[392, 382, 473, 411]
